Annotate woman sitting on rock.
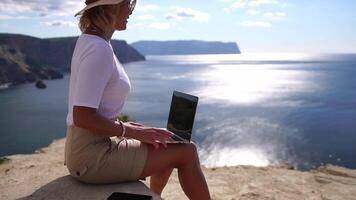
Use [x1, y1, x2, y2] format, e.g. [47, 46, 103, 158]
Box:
[64, 0, 211, 199]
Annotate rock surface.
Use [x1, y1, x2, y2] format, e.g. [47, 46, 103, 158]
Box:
[1, 138, 356, 200]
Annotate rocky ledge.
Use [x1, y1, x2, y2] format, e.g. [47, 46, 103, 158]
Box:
[1, 138, 356, 200]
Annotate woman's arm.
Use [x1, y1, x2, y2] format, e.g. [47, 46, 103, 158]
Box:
[73, 105, 173, 149]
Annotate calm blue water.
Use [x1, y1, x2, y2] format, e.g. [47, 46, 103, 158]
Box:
[1, 53, 356, 170]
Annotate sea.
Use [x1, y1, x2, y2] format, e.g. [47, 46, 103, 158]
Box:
[1, 53, 356, 170]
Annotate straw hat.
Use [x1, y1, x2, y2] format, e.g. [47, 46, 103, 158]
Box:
[74, 0, 125, 17]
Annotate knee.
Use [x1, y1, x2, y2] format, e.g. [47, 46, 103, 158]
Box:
[171, 142, 200, 168]
[182, 142, 199, 162]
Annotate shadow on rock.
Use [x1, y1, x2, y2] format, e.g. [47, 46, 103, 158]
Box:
[18, 175, 160, 200]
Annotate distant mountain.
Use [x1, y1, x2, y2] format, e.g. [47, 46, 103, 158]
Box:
[131, 40, 241, 55]
[0, 33, 145, 86]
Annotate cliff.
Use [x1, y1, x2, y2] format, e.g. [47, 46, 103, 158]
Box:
[1, 138, 356, 200]
[0, 33, 145, 85]
[131, 40, 241, 55]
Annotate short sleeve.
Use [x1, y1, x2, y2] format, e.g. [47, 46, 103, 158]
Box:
[72, 43, 114, 109]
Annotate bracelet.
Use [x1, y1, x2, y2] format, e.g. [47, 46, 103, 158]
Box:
[119, 121, 126, 138]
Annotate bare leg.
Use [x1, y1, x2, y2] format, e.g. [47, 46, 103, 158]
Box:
[150, 168, 173, 195]
[140, 143, 211, 200]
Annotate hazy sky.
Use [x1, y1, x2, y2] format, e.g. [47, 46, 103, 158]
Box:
[0, 0, 355, 53]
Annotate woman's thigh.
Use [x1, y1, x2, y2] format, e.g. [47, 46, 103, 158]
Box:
[139, 143, 198, 178]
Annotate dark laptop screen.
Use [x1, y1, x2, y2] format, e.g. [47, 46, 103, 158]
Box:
[167, 91, 198, 141]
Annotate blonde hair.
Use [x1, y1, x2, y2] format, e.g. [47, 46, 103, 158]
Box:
[78, 4, 121, 36]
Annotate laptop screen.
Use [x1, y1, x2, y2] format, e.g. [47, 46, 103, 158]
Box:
[167, 91, 198, 141]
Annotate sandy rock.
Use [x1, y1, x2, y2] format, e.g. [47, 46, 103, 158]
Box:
[1, 138, 356, 200]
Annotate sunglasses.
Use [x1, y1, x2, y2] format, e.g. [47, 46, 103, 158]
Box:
[128, 0, 136, 13]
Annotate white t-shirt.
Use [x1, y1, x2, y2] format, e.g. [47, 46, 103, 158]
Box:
[66, 34, 131, 126]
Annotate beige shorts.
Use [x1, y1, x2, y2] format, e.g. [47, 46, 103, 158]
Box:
[64, 125, 148, 184]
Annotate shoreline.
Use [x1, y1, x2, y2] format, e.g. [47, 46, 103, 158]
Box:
[0, 82, 12, 90]
[1, 138, 356, 200]
[0, 72, 69, 92]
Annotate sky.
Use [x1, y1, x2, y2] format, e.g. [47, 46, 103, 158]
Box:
[0, 0, 355, 53]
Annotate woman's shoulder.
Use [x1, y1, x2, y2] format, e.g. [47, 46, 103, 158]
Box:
[76, 34, 113, 57]
[78, 34, 112, 51]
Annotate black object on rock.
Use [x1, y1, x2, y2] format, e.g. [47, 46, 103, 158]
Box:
[35, 80, 46, 89]
[107, 192, 152, 200]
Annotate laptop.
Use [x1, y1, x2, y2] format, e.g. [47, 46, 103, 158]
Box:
[165, 91, 199, 143]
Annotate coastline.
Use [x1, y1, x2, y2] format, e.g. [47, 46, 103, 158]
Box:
[0, 82, 12, 90]
[1, 138, 356, 200]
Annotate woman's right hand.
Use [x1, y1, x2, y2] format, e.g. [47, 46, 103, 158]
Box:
[123, 122, 174, 150]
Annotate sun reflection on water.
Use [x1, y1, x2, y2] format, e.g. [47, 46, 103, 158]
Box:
[154, 53, 321, 105]
[196, 117, 298, 168]
[200, 146, 270, 167]
[195, 64, 309, 104]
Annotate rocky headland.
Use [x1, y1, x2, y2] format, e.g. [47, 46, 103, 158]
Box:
[1, 138, 356, 200]
[0, 33, 145, 87]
